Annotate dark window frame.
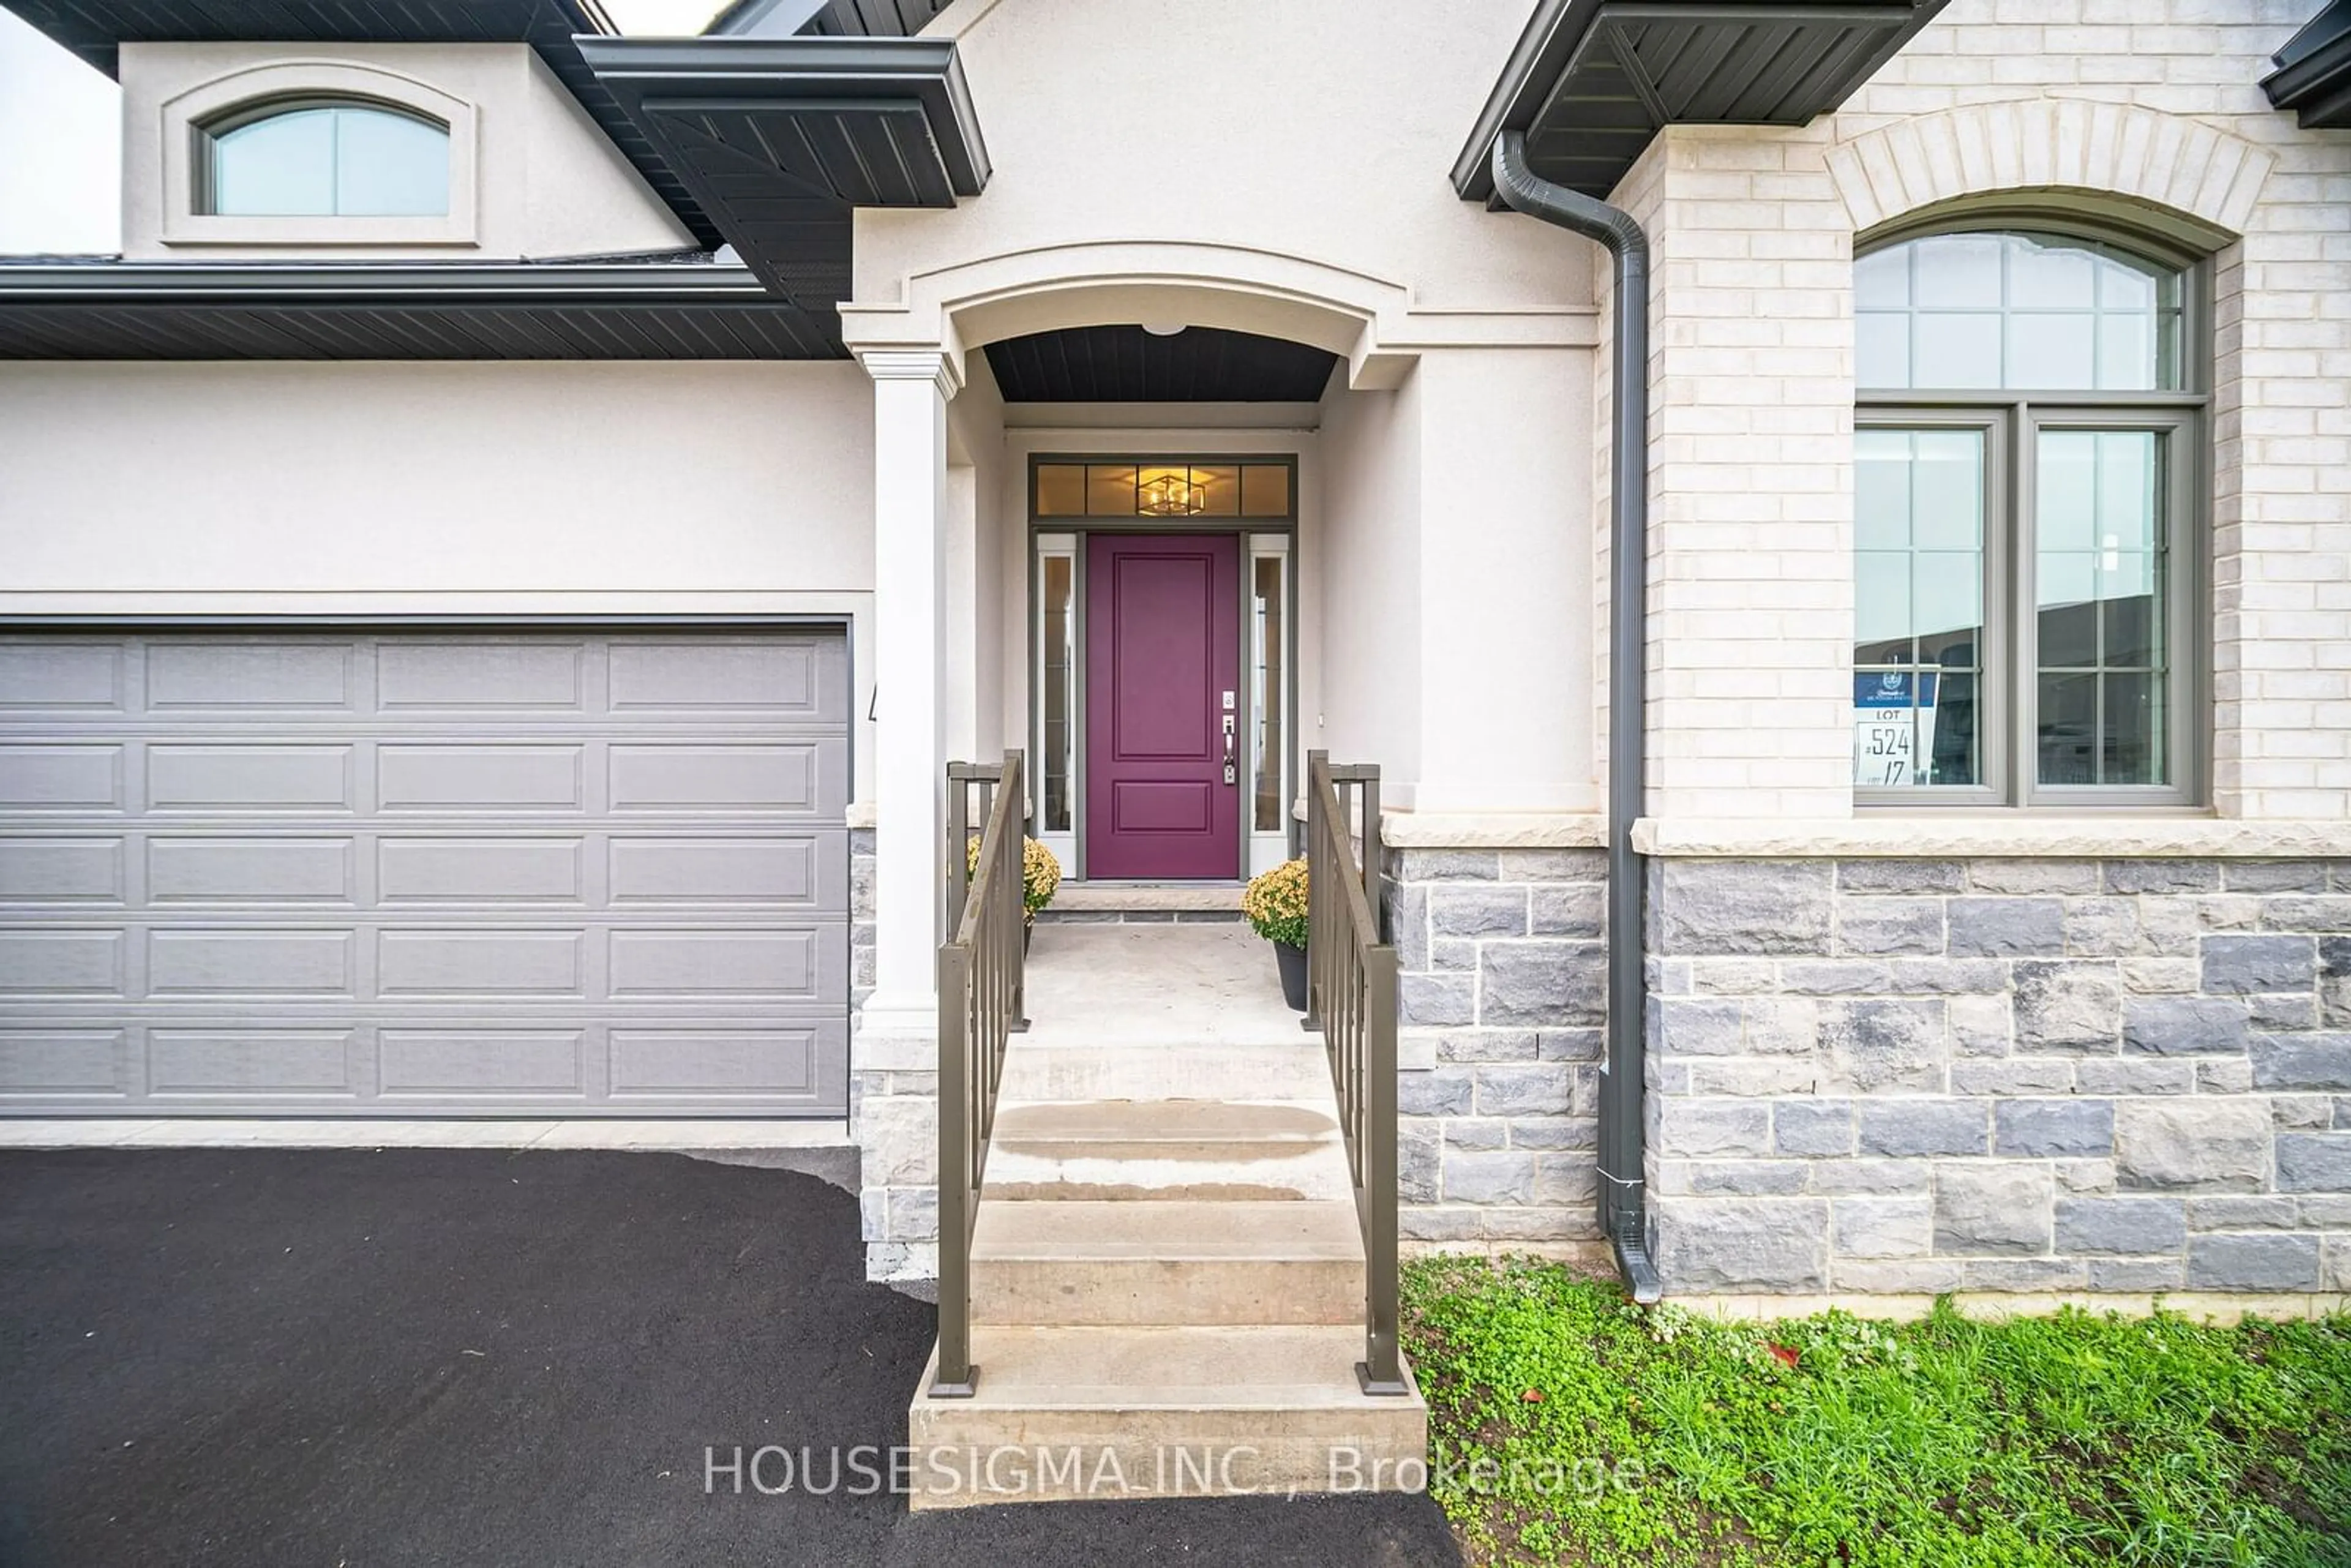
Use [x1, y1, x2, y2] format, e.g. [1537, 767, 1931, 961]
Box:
[1854, 220, 2210, 812]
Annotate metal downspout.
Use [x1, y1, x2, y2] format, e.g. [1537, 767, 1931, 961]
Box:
[1492, 131, 1662, 1303]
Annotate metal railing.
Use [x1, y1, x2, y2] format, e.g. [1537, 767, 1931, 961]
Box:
[1302, 751, 1407, 1396]
[930, 749, 1027, 1398]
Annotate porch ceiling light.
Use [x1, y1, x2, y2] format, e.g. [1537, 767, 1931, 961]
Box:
[1138, 471, 1209, 516]
[1140, 320, 1186, 337]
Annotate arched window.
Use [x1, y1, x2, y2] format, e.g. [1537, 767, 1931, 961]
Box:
[200, 100, 450, 218]
[1851, 227, 2202, 808]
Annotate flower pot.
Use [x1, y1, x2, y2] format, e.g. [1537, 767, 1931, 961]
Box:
[1273, 939, 1308, 1012]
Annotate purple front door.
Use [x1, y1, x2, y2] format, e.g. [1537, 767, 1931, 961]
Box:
[1085, 533, 1241, 880]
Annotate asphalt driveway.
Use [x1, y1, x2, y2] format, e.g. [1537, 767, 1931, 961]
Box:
[0, 1147, 1458, 1567]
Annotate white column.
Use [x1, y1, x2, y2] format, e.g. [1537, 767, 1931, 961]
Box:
[858, 348, 962, 1038]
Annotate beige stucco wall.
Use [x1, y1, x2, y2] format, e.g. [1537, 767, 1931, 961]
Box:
[118, 42, 695, 261]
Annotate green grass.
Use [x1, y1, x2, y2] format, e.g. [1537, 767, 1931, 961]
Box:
[1403, 1256, 2351, 1567]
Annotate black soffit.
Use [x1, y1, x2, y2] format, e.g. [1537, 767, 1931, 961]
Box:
[574, 37, 989, 310]
[0, 260, 834, 360]
[2262, 0, 2351, 129]
[983, 326, 1340, 404]
[1452, 0, 1951, 202]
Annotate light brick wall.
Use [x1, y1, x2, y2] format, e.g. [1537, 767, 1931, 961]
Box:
[1627, 0, 2351, 822]
[1623, 127, 1859, 821]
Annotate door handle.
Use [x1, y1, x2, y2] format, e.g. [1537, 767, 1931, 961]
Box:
[1221, 716, 1237, 784]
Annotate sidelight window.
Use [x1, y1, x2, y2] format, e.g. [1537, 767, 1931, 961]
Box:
[1035, 536, 1078, 834]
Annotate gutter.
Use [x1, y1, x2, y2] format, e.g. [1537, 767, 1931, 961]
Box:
[0, 261, 779, 307]
[1491, 130, 1662, 1305]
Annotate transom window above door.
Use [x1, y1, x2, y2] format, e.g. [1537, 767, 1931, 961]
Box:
[1034, 462, 1293, 519]
[1853, 226, 2205, 809]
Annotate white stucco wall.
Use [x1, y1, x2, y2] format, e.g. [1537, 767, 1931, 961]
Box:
[0, 358, 878, 779]
[0, 360, 869, 595]
[118, 42, 695, 261]
[947, 354, 1012, 763]
[1318, 374, 1423, 799]
[871, 0, 1591, 313]
[1413, 348, 1597, 815]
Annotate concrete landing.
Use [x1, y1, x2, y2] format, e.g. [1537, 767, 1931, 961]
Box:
[1020, 923, 1302, 1048]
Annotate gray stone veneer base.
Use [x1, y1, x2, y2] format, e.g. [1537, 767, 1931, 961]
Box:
[1646, 857, 2351, 1297]
[1386, 846, 1608, 1251]
[847, 826, 943, 1281]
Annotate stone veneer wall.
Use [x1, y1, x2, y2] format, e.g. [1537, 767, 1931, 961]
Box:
[1646, 857, 2351, 1303]
[849, 825, 940, 1282]
[1386, 846, 1610, 1256]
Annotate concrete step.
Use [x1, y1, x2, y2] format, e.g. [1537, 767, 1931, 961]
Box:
[907, 1324, 1427, 1509]
[984, 1098, 1351, 1201]
[1038, 882, 1243, 923]
[996, 1043, 1332, 1103]
[970, 1199, 1365, 1326]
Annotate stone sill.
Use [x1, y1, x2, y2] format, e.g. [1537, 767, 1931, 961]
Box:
[1380, 812, 1608, 849]
[1633, 817, 2351, 860]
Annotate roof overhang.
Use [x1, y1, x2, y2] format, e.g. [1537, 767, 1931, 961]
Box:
[0, 0, 724, 249]
[1452, 0, 1950, 203]
[0, 261, 834, 360]
[2262, 0, 2351, 129]
[575, 37, 989, 309]
[708, 0, 956, 39]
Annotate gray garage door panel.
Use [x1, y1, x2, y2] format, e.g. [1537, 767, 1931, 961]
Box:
[0, 632, 850, 1117]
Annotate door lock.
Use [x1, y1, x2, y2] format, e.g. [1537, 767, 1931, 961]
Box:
[1224, 763, 1237, 786]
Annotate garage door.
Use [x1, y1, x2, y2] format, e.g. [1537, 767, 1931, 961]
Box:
[0, 631, 849, 1117]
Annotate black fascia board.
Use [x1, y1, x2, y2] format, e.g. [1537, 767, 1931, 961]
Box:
[2262, 0, 2351, 128]
[0, 260, 838, 359]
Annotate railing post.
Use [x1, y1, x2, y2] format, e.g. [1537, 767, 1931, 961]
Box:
[1302, 750, 1328, 1034]
[931, 938, 977, 1397]
[1358, 943, 1405, 1395]
[947, 762, 972, 939]
[1360, 771, 1382, 943]
[1006, 750, 1029, 1033]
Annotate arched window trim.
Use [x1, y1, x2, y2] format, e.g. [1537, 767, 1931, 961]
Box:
[193, 96, 453, 218]
[1851, 211, 2214, 814]
[201, 92, 449, 140]
[158, 60, 478, 249]
[1858, 197, 2219, 277]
